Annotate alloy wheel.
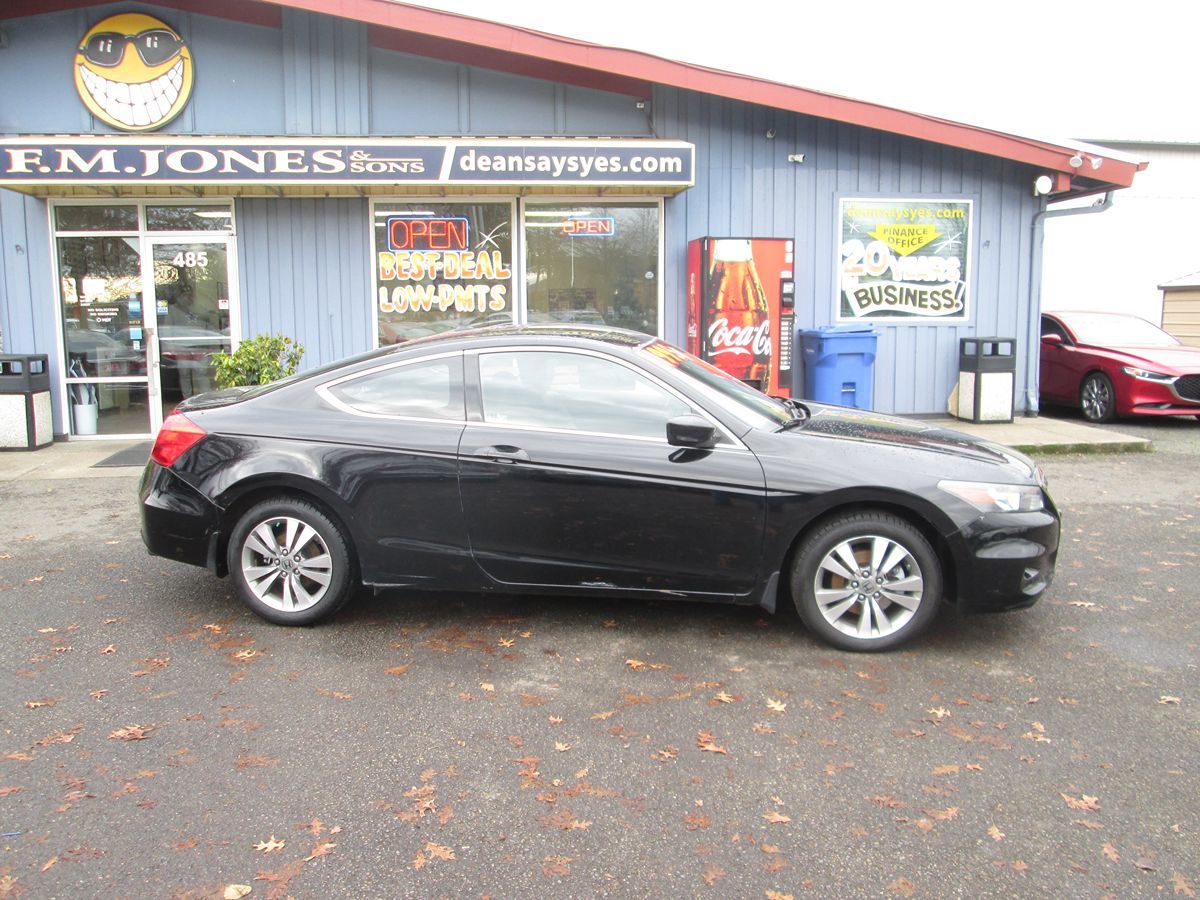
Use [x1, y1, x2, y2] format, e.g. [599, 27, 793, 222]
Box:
[1081, 375, 1113, 422]
[811, 534, 924, 640]
[239, 515, 334, 612]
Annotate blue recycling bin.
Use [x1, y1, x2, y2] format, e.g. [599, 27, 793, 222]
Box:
[797, 325, 878, 409]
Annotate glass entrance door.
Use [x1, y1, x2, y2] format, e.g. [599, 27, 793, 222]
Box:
[146, 238, 234, 429]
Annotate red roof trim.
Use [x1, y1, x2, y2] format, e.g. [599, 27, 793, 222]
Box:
[261, 0, 1140, 192]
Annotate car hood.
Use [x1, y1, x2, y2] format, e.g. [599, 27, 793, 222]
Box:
[1085, 343, 1200, 373]
[794, 403, 1035, 473]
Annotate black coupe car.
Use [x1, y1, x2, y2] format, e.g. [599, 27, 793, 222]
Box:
[141, 326, 1059, 651]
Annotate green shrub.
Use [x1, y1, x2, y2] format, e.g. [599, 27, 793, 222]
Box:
[211, 334, 305, 388]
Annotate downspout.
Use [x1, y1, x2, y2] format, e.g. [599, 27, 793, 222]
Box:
[1024, 190, 1114, 414]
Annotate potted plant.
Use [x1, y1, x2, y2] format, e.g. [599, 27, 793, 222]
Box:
[211, 334, 305, 388]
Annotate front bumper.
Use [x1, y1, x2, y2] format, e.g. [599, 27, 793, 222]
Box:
[950, 506, 1060, 612]
[139, 462, 222, 571]
[1120, 377, 1200, 417]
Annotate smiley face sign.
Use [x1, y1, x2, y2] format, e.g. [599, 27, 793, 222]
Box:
[74, 13, 194, 132]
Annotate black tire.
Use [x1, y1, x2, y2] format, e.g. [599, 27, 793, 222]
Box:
[226, 497, 355, 625]
[1080, 372, 1116, 423]
[790, 511, 942, 652]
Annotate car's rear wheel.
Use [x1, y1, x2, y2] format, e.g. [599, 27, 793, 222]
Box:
[1080, 372, 1116, 423]
[227, 497, 355, 625]
[790, 511, 942, 652]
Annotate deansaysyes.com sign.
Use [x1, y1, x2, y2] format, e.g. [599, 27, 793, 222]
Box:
[0, 137, 694, 186]
[837, 198, 972, 322]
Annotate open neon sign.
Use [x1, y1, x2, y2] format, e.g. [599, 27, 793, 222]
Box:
[561, 216, 615, 236]
[387, 216, 470, 251]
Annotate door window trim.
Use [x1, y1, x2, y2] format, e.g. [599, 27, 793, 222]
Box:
[315, 350, 466, 423]
[467, 345, 746, 450]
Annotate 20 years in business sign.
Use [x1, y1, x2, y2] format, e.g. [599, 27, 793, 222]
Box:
[837, 197, 973, 322]
[0, 137, 695, 187]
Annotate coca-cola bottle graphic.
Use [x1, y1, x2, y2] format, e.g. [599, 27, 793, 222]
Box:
[707, 239, 772, 388]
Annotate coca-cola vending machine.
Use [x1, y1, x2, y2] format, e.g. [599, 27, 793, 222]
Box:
[686, 237, 795, 397]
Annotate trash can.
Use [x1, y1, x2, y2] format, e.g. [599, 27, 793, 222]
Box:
[797, 325, 878, 409]
[955, 337, 1015, 423]
[0, 354, 53, 450]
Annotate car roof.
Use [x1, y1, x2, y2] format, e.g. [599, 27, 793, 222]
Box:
[390, 323, 656, 353]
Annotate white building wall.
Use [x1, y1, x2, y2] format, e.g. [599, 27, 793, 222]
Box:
[1042, 142, 1200, 324]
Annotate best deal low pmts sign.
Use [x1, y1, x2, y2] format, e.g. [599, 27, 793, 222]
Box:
[0, 137, 695, 187]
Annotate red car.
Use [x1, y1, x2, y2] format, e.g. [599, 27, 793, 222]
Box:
[1040, 311, 1200, 423]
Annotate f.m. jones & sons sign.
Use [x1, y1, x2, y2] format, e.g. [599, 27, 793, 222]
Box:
[0, 137, 695, 187]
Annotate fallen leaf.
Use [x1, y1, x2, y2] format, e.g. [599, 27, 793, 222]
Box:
[223, 886, 252, 900]
[480, 682, 495, 693]
[24, 698, 58, 710]
[702, 863, 726, 885]
[543, 854, 573, 876]
[763, 811, 792, 824]
[765, 698, 787, 713]
[1102, 842, 1120, 863]
[713, 691, 735, 704]
[932, 765, 960, 775]
[108, 724, 154, 741]
[425, 841, 455, 861]
[888, 876, 916, 897]
[988, 824, 1005, 842]
[554, 742, 571, 753]
[684, 812, 711, 830]
[1011, 860, 1029, 872]
[591, 710, 615, 720]
[924, 806, 959, 821]
[1061, 793, 1101, 812]
[100, 645, 116, 654]
[1134, 856, 1157, 872]
[1172, 871, 1196, 898]
[1073, 818, 1103, 830]
[235, 754, 279, 769]
[385, 663, 410, 676]
[254, 836, 286, 853]
[40, 856, 57, 873]
[766, 892, 794, 900]
[499, 638, 515, 648]
[304, 841, 336, 862]
[1159, 696, 1182, 705]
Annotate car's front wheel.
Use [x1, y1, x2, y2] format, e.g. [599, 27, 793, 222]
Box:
[227, 497, 355, 625]
[790, 511, 942, 652]
[1080, 372, 1116, 423]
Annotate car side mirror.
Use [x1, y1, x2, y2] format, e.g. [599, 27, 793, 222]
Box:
[666, 414, 717, 449]
[1041, 333, 1063, 347]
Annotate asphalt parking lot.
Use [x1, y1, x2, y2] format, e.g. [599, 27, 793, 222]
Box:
[1, 416, 1196, 898]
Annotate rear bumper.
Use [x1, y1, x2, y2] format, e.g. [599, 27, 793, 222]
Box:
[139, 462, 221, 571]
[950, 507, 1060, 612]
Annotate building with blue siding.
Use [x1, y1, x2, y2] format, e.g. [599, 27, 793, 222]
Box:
[0, 0, 1142, 439]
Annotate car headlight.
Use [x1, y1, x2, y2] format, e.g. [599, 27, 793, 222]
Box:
[1120, 366, 1175, 383]
[938, 480, 1045, 513]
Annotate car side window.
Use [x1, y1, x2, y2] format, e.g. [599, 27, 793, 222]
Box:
[1041, 316, 1069, 343]
[325, 357, 464, 420]
[479, 351, 693, 440]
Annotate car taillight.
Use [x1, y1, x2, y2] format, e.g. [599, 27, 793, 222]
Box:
[151, 412, 207, 468]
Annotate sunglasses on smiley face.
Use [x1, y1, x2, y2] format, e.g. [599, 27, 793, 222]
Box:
[79, 29, 184, 68]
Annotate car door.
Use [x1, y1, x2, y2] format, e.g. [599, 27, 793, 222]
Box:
[1039, 315, 1077, 403]
[458, 347, 766, 596]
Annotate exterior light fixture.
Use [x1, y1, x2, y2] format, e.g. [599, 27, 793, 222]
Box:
[1033, 174, 1054, 196]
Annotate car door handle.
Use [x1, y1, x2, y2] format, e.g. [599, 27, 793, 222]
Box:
[476, 445, 530, 464]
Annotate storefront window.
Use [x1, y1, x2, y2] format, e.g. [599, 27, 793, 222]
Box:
[524, 202, 659, 334]
[147, 205, 233, 232]
[374, 202, 514, 345]
[58, 235, 146, 379]
[55, 205, 138, 232]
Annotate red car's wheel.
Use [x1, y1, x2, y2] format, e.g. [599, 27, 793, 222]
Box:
[1080, 372, 1116, 423]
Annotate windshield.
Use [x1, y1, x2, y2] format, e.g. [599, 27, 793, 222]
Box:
[1064, 313, 1179, 347]
[639, 341, 793, 428]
